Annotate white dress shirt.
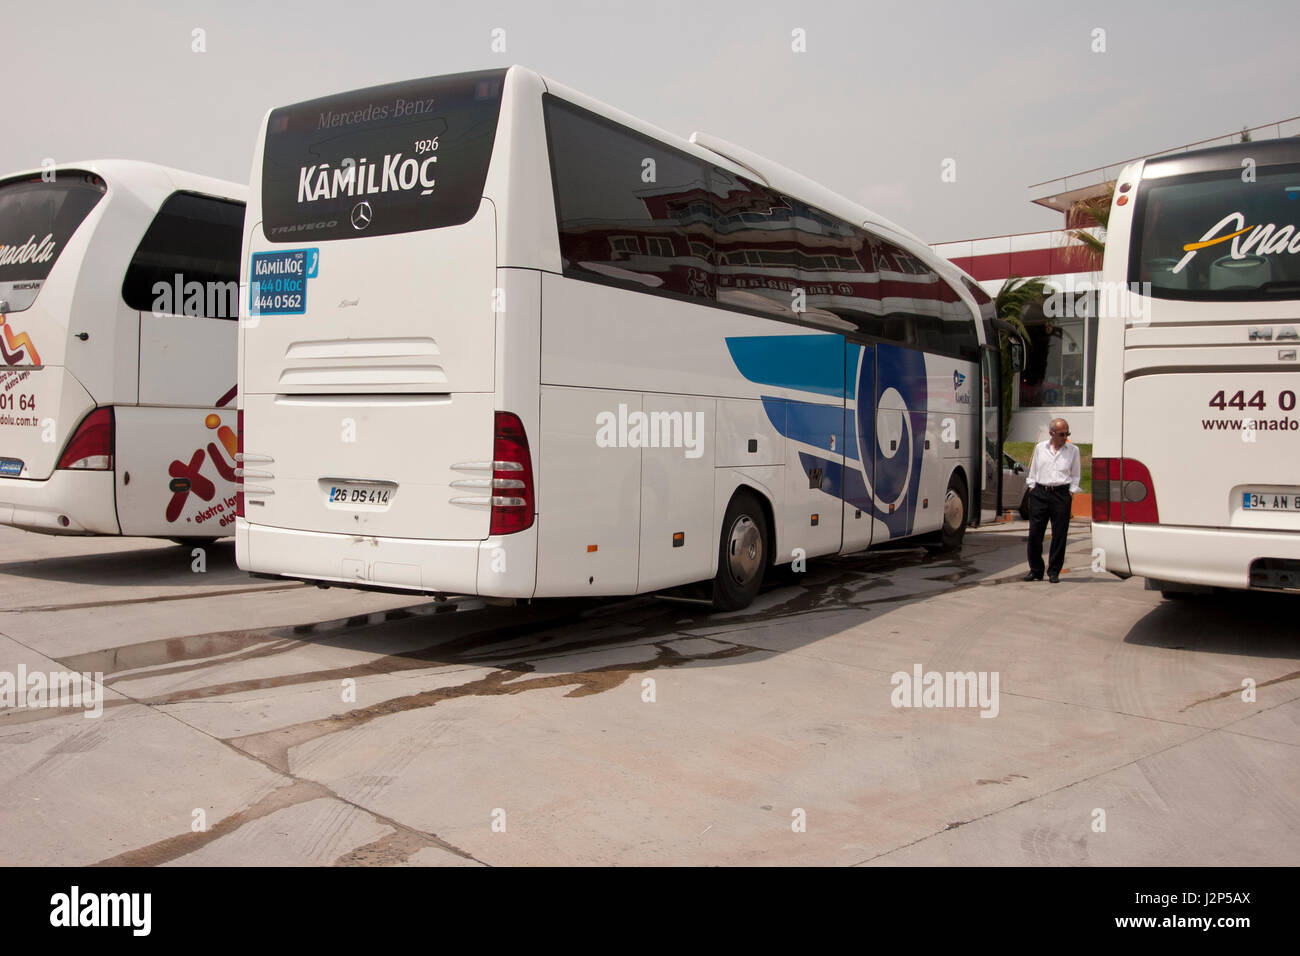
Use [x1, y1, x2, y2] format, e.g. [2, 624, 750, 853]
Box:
[1026, 439, 1081, 493]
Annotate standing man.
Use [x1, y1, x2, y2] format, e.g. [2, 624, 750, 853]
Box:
[1023, 418, 1081, 583]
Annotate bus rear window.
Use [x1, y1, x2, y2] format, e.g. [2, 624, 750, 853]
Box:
[1130, 164, 1300, 301]
[260, 69, 505, 243]
[0, 173, 105, 312]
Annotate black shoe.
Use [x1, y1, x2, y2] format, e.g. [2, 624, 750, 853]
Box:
[1048, 573, 1060, 583]
[1022, 572, 1042, 581]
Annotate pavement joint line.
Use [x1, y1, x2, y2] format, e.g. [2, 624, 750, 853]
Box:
[85, 658, 492, 867]
[1, 581, 304, 614]
[0, 623, 488, 866]
[851, 721, 1222, 866]
[47, 618, 773, 863]
[850, 688, 1300, 866]
[1216, 727, 1300, 749]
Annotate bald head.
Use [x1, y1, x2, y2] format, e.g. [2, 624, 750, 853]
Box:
[1049, 418, 1070, 448]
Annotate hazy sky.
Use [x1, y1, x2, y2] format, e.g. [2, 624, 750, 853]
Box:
[7, 0, 1298, 242]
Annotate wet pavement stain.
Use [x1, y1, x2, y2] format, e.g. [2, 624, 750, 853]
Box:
[976, 774, 1028, 786]
[44, 536, 1034, 713]
[0, 698, 134, 727]
[1179, 668, 1300, 712]
[93, 778, 333, 866]
[111, 598, 738, 708]
[4, 582, 301, 615]
[331, 828, 471, 867]
[227, 641, 759, 774]
[62, 632, 301, 678]
[9, 534, 1031, 729]
[91, 776, 480, 867]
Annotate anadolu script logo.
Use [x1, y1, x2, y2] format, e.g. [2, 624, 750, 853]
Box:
[0, 233, 57, 269]
[1173, 212, 1300, 274]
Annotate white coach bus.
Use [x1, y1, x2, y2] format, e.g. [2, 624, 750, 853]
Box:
[1092, 139, 1300, 596]
[0, 161, 245, 541]
[237, 66, 1002, 609]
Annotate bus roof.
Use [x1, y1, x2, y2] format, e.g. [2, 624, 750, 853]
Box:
[0, 159, 246, 203]
[1141, 138, 1300, 180]
[530, 66, 937, 260]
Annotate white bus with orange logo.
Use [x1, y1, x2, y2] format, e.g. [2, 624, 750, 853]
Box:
[0, 161, 246, 541]
[1092, 140, 1300, 595]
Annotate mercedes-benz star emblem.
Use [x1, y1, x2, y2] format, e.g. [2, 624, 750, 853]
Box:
[350, 201, 373, 230]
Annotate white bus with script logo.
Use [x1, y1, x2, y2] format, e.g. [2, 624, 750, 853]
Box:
[237, 67, 1003, 609]
[1092, 140, 1300, 595]
[0, 161, 246, 541]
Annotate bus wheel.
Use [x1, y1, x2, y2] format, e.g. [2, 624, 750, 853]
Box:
[713, 491, 768, 611]
[939, 472, 968, 551]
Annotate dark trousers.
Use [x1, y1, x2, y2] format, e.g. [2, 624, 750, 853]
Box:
[1027, 485, 1072, 577]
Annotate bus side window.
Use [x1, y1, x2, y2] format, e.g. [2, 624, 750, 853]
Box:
[939, 278, 980, 361]
[121, 192, 245, 320]
[880, 316, 909, 343]
[545, 97, 715, 304]
[713, 175, 797, 318]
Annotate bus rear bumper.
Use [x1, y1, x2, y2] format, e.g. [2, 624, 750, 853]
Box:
[1123, 524, 1300, 591]
[236, 519, 538, 598]
[0, 471, 119, 535]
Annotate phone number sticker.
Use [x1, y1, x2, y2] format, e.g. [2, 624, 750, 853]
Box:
[249, 248, 318, 316]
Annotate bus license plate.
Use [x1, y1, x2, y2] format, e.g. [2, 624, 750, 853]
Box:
[1243, 491, 1300, 511]
[327, 482, 396, 508]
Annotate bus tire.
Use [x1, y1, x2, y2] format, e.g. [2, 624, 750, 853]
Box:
[712, 491, 769, 611]
[939, 472, 968, 552]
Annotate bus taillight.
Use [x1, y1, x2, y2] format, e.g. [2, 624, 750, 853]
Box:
[489, 411, 534, 535]
[1092, 458, 1116, 522]
[1118, 458, 1159, 524]
[1093, 457, 1158, 524]
[56, 407, 114, 471]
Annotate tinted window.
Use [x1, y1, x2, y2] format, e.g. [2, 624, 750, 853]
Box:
[874, 237, 978, 359]
[1130, 163, 1300, 300]
[262, 69, 505, 243]
[545, 96, 714, 302]
[122, 192, 245, 319]
[0, 172, 105, 313]
[544, 95, 973, 357]
[938, 278, 979, 360]
[778, 194, 877, 332]
[961, 275, 997, 345]
[714, 173, 811, 317]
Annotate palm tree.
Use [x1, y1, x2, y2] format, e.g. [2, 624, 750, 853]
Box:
[994, 276, 1050, 435]
[1066, 183, 1114, 263]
